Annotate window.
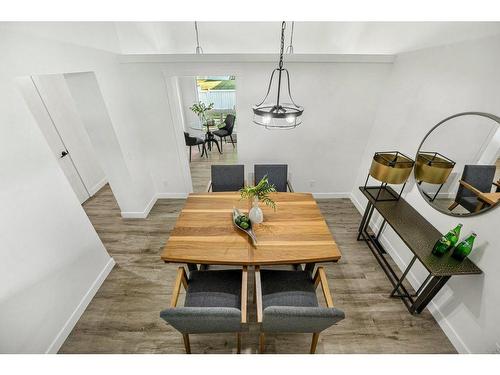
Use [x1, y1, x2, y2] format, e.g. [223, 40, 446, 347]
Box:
[196, 76, 236, 122]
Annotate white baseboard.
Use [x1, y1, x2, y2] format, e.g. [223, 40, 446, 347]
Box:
[121, 194, 157, 219]
[120, 193, 189, 218]
[156, 192, 189, 199]
[348, 191, 468, 353]
[46, 257, 115, 354]
[88, 178, 107, 197]
[313, 192, 352, 199]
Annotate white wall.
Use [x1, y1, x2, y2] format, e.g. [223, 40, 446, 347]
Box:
[0, 26, 147, 353]
[177, 76, 199, 132]
[351, 34, 500, 353]
[119, 59, 392, 196]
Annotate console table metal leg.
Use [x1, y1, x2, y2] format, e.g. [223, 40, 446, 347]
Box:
[376, 219, 386, 240]
[390, 255, 417, 297]
[414, 273, 432, 297]
[357, 202, 373, 240]
[410, 275, 451, 314]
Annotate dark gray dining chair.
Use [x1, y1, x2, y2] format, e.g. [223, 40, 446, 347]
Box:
[213, 114, 236, 149]
[255, 267, 345, 354]
[449, 165, 496, 213]
[184, 132, 207, 162]
[254, 164, 293, 192]
[207, 164, 245, 192]
[160, 267, 248, 354]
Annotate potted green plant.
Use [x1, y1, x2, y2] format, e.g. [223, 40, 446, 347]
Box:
[239, 176, 276, 224]
[189, 101, 214, 126]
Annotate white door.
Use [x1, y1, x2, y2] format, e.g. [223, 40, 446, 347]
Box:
[17, 76, 91, 204]
[33, 74, 107, 196]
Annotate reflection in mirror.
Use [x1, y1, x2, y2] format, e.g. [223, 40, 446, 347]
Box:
[416, 112, 500, 217]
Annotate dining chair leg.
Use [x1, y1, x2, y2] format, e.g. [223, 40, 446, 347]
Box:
[259, 333, 265, 354]
[253, 282, 256, 304]
[213, 138, 222, 154]
[236, 333, 241, 354]
[448, 201, 459, 211]
[229, 134, 235, 148]
[310, 333, 320, 354]
[189, 146, 192, 162]
[183, 334, 191, 354]
[197, 144, 200, 152]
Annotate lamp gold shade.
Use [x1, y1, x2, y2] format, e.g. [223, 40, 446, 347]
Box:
[369, 152, 415, 185]
[415, 152, 455, 184]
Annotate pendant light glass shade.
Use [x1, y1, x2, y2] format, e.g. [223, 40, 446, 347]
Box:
[253, 22, 303, 130]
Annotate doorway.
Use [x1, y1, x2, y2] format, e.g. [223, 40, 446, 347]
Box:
[17, 74, 107, 204]
[174, 75, 238, 192]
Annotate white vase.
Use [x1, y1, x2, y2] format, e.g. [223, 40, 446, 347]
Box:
[249, 198, 264, 224]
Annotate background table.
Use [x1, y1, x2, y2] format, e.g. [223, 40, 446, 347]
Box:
[188, 121, 222, 154]
[161, 192, 342, 266]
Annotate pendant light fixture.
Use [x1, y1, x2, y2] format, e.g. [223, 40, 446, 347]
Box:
[194, 21, 203, 54]
[253, 21, 303, 130]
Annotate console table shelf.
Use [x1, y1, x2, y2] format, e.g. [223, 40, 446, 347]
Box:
[358, 186, 482, 314]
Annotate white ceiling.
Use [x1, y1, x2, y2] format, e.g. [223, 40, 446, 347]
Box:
[115, 22, 500, 55]
[3, 22, 500, 55]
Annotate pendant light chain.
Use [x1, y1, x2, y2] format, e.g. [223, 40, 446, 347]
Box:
[278, 21, 286, 70]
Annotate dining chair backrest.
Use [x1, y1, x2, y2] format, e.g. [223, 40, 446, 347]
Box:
[455, 164, 496, 212]
[254, 164, 288, 192]
[223, 114, 236, 134]
[211, 165, 245, 192]
[184, 132, 196, 146]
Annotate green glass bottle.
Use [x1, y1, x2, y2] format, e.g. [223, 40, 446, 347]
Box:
[446, 223, 462, 247]
[452, 233, 477, 261]
[432, 224, 462, 257]
[432, 236, 451, 256]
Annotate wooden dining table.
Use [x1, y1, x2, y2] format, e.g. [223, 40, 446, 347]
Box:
[160, 192, 342, 266]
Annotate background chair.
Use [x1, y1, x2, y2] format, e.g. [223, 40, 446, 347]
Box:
[208, 164, 245, 192]
[184, 132, 207, 162]
[254, 164, 293, 192]
[160, 267, 248, 354]
[448, 165, 496, 212]
[213, 114, 236, 150]
[255, 266, 345, 354]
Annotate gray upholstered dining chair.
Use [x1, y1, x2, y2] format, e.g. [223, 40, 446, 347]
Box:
[160, 267, 248, 354]
[448, 165, 496, 213]
[207, 164, 245, 192]
[213, 114, 236, 149]
[254, 266, 344, 354]
[254, 164, 293, 192]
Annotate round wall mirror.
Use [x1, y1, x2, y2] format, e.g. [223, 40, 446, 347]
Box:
[415, 112, 500, 217]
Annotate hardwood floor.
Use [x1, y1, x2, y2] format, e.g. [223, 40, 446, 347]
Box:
[59, 146, 456, 353]
[189, 140, 238, 192]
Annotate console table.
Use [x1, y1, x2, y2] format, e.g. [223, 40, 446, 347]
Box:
[358, 186, 482, 314]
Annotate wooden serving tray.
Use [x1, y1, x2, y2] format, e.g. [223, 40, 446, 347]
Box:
[232, 208, 257, 246]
